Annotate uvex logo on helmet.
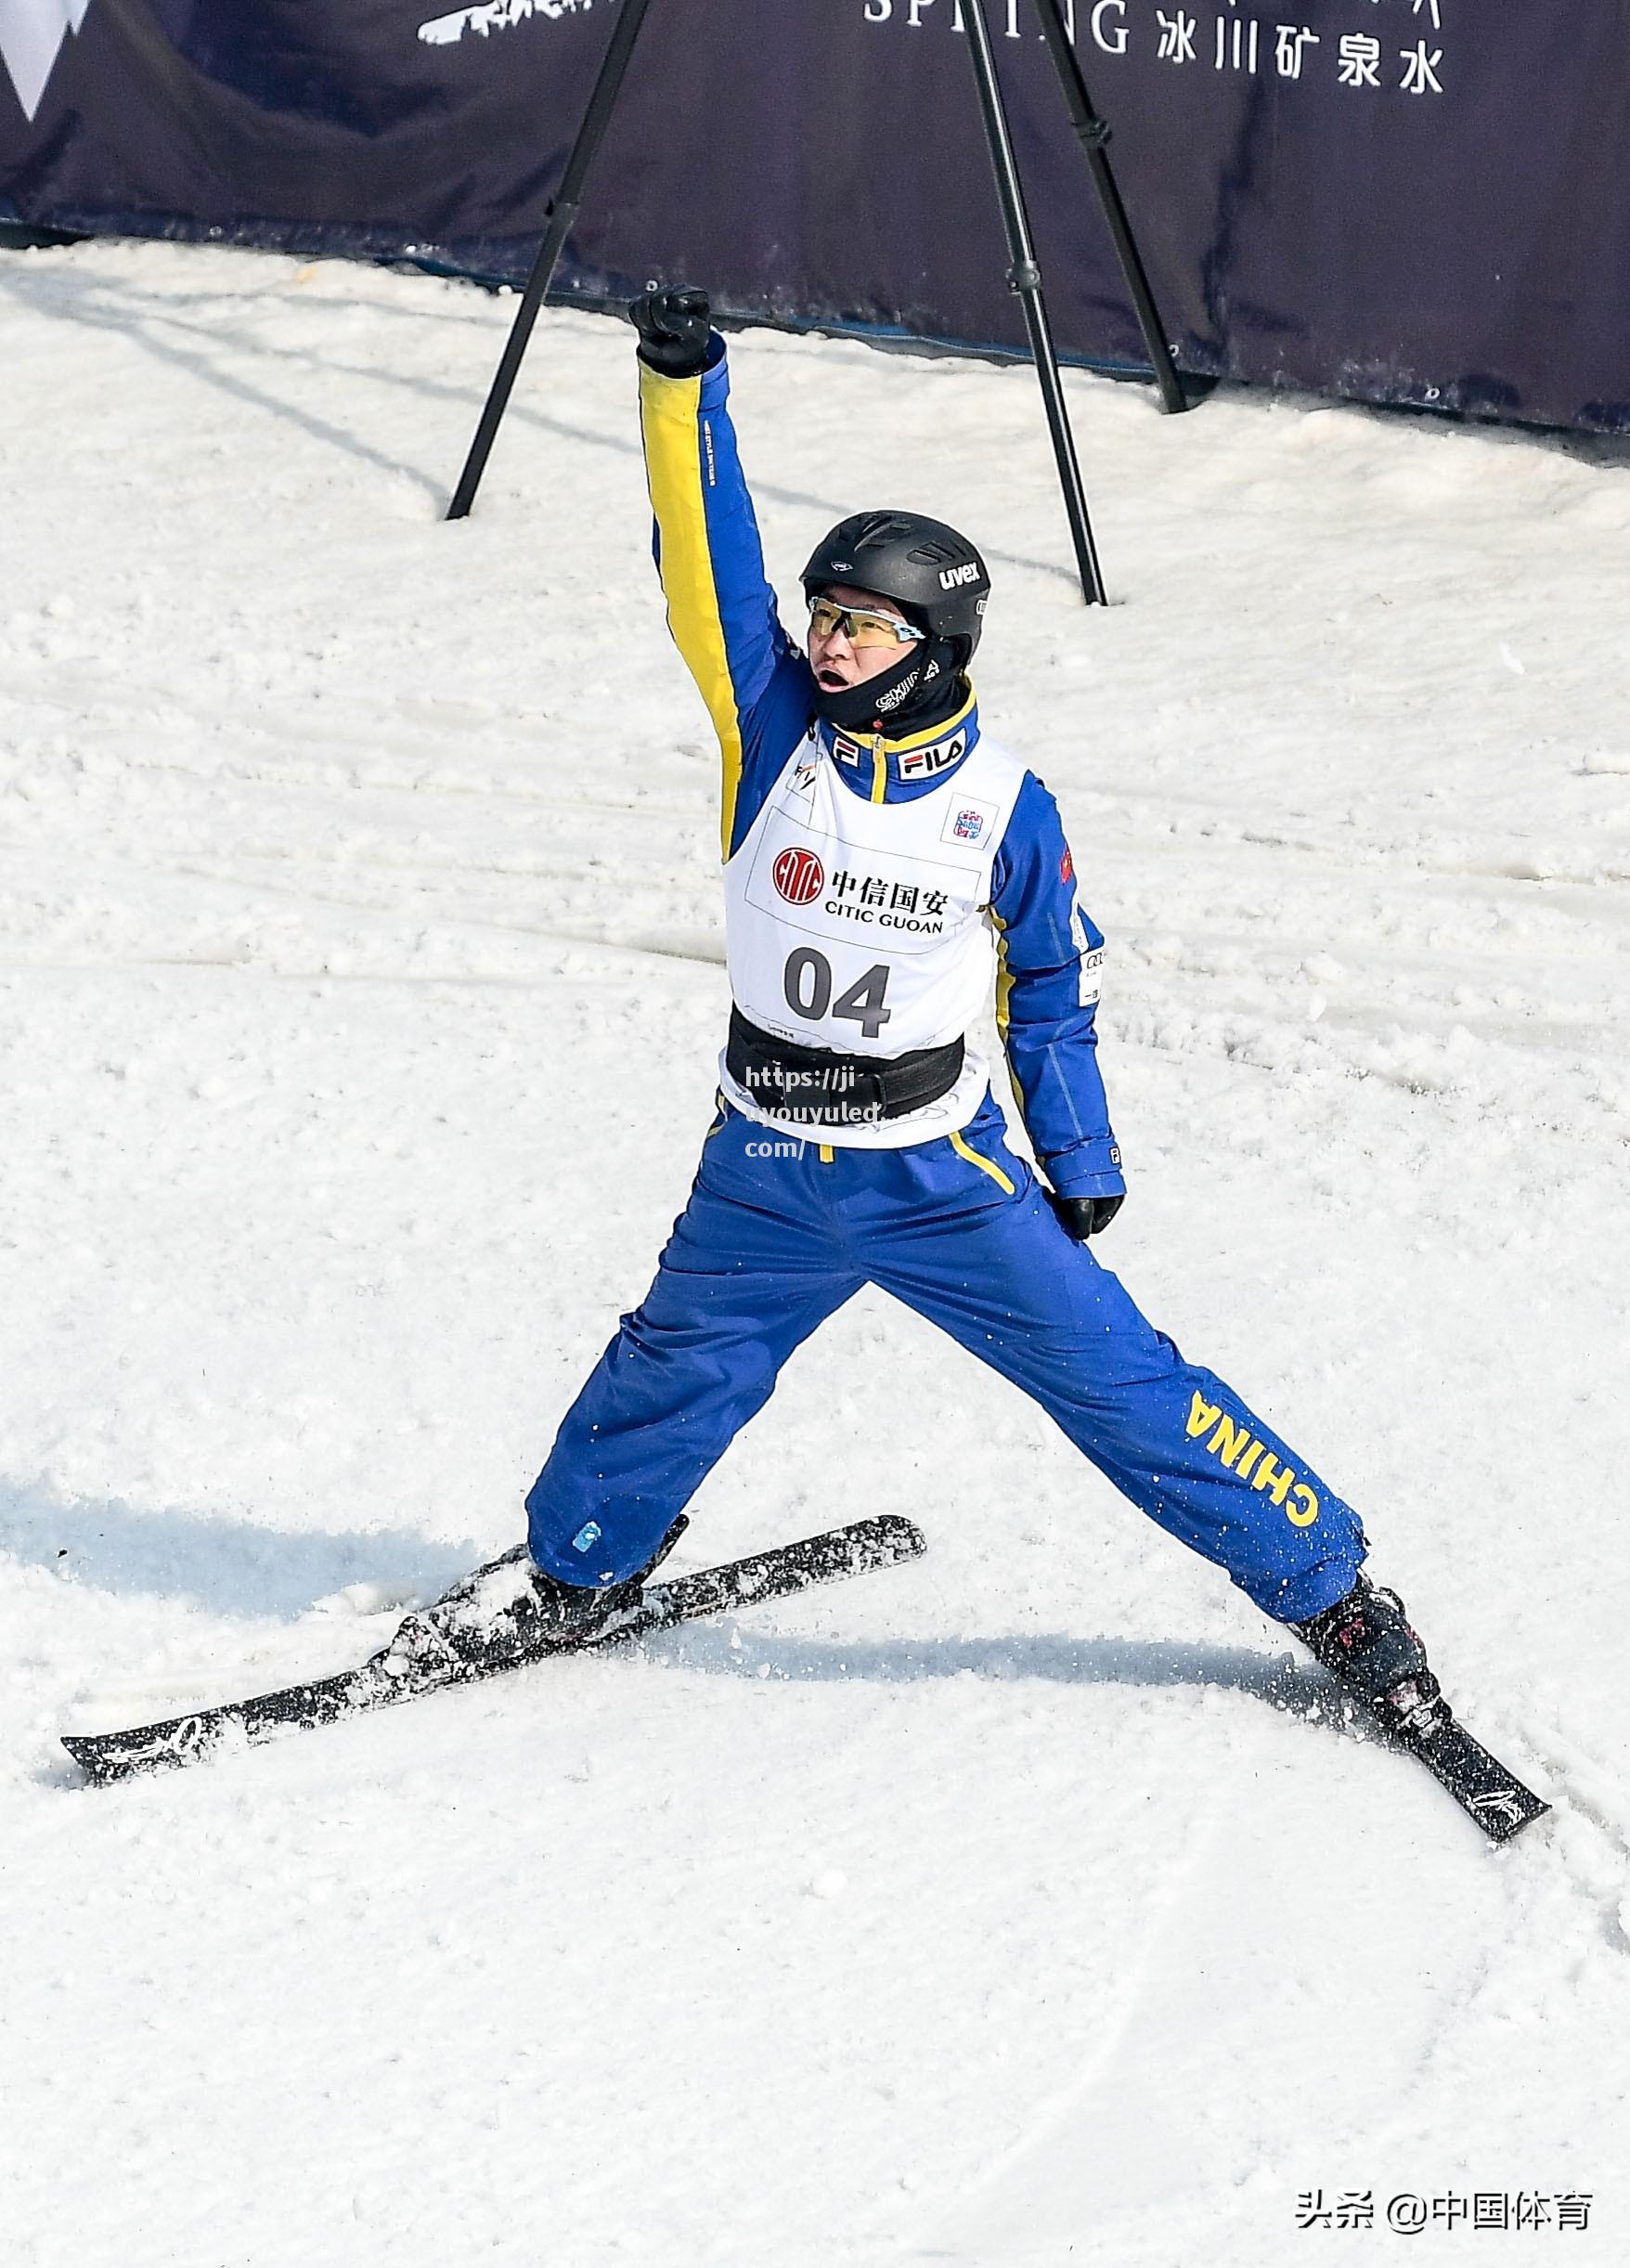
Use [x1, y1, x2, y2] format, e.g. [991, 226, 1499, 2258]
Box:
[802, 511, 989, 659]
[773, 847, 825, 906]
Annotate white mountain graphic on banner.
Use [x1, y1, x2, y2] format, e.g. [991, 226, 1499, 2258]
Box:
[0, 0, 91, 122]
[419, 0, 597, 49]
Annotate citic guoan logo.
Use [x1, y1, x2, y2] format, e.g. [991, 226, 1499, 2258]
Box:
[1, 0, 91, 123]
[772, 847, 824, 906]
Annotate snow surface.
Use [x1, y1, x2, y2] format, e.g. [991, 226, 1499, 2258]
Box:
[3, 241, 1629, 2268]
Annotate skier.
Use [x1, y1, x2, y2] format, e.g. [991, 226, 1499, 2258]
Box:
[404, 288, 1444, 1739]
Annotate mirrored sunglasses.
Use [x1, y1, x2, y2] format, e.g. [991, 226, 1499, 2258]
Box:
[808, 597, 925, 651]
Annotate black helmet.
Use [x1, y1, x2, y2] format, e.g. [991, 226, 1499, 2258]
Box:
[802, 511, 990, 658]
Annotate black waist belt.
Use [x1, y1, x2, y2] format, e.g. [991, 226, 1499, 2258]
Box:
[726, 1007, 964, 1128]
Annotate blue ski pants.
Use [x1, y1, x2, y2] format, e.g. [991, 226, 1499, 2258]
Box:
[526, 1091, 1366, 1622]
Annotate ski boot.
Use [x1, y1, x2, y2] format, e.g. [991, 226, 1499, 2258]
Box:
[374, 1516, 688, 1689]
[1293, 1575, 1449, 1740]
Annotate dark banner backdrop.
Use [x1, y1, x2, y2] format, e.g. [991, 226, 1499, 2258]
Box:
[1, 0, 1624, 433]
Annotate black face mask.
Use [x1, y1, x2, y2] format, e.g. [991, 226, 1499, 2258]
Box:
[811, 638, 968, 737]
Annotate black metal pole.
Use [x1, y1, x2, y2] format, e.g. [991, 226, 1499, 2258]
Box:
[1029, 0, 1188, 414]
[961, 0, 1106, 605]
[446, 0, 659, 521]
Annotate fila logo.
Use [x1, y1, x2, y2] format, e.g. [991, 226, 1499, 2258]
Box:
[830, 732, 864, 767]
[899, 732, 966, 780]
[939, 563, 980, 590]
[0, 0, 91, 122]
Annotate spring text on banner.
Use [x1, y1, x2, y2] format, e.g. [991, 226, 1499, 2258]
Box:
[860, 0, 1447, 97]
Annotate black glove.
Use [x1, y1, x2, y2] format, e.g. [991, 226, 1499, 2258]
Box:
[629, 285, 715, 379]
[1047, 1191, 1124, 1241]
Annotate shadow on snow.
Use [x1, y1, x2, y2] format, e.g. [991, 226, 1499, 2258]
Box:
[0, 1476, 471, 1622]
[642, 1618, 1339, 1718]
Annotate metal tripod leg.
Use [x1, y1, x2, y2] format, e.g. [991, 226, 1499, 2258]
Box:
[962, 0, 1107, 606]
[1029, 0, 1189, 415]
[446, 0, 660, 521]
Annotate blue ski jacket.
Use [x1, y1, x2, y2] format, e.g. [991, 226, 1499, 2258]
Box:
[639, 342, 1124, 1202]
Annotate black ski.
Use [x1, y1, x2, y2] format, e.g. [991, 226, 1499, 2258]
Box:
[1391, 1711, 1549, 1845]
[1293, 1688, 1549, 1845]
[63, 1514, 926, 1786]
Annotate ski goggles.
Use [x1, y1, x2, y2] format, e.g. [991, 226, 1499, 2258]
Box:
[807, 596, 925, 650]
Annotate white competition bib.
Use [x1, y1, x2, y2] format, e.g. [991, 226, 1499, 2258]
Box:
[719, 728, 1024, 1148]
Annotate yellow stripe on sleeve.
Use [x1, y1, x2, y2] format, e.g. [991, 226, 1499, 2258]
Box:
[990, 904, 1015, 1043]
[639, 364, 746, 861]
[989, 904, 1030, 1130]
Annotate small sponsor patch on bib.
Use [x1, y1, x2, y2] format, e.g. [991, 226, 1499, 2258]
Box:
[942, 801, 990, 847]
